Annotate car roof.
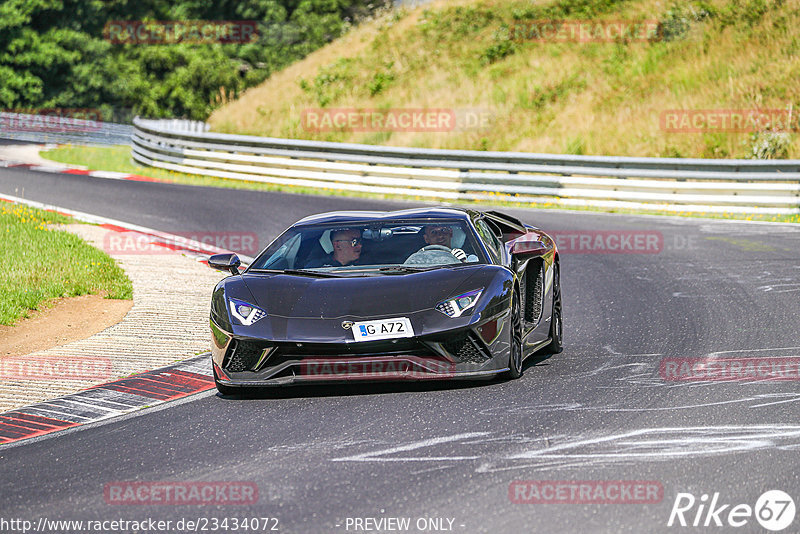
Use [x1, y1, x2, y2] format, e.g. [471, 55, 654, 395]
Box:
[293, 207, 479, 227]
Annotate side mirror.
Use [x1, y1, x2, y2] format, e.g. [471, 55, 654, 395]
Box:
[208, 253, 241, 275]
[511, 239, 547, 256]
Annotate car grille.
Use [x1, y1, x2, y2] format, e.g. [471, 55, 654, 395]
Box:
[225, 340, 270, 372]
[442, 333, 491, 363]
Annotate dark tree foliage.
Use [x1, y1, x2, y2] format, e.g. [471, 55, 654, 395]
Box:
[0, 0, 384, 120]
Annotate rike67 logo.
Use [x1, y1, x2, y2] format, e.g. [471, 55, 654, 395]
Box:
[668, 490, 795, 531]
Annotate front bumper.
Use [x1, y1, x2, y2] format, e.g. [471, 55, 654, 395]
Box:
[210, 313, 510, 387]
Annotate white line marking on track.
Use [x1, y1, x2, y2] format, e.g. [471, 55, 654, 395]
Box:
[332, 432, 491, 462]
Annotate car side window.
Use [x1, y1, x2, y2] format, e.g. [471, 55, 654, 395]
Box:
[485, 219, 508, 262]
[475, 219, 501, 263]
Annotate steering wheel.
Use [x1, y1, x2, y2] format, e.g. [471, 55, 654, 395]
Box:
[420, 244, 467, 262]
[420, 245, 454, 253]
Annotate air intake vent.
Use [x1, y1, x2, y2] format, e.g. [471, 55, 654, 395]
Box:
[224, 340, 270, 372]
[442, 333, 491, 363]
[525, 260, 544, 323]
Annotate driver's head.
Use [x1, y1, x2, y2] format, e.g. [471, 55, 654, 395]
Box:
[331, 228, 362, 265]
[423, 225, 453, 247]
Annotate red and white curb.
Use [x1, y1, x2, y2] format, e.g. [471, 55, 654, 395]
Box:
[0, 354, 214, 446]
[0, 158, 160, 183]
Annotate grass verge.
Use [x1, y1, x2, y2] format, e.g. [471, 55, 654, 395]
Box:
[0, 203, 133, 326]
[41, 144, 800, 224]
[207, 0, 800, 159]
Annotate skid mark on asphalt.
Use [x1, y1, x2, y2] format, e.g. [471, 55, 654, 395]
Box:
[330, 426, 800, 473]
[758, 283, 800, 293]
[326, 347, 800, 471]
[669, 264, 800, 297]
[476, 425, 800, 472]
[478, 393, 800, 415]
[265, 439, 377, 454]
[505, 425, 800, 461]
[697, 346, 800, 368]
[698, 224, 800, 236]
[555, 345, 800, 390]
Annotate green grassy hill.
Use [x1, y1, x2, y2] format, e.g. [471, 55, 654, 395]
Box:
[208, 0, 800, 158]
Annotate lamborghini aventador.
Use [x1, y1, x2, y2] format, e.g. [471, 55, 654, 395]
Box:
[207, 207, 562, 394]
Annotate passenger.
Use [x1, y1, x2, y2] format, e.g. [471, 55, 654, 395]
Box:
[315, 228, 363, 267]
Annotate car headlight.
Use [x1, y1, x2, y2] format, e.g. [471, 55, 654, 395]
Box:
[435, 288, 483, 318]
[228, 298, 267, 326]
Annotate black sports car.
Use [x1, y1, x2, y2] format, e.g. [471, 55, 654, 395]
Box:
[207, 207, 562, 394]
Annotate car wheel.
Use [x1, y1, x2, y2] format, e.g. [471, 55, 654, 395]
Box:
[545, 262, 563, 354]
[506, 289, 524, 379]
[213, 366, 239, 396]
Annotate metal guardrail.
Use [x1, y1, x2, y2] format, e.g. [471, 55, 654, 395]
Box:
[0, 112, 133, 146]
[132, 117, 800, 214]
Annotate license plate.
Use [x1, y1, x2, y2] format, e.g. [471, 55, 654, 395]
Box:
[352, 317, 414, 342]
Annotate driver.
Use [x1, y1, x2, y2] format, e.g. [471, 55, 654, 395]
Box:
[423, 225, 453, 247]
[418, 224, 467, 261]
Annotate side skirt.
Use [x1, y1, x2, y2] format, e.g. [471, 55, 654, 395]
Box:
[522, 338, 553, 362]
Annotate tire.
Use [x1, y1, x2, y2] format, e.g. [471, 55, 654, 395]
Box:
[505, 289, 524, 379]
[213, 366, 239, 396]
[545, 262, 563, 354]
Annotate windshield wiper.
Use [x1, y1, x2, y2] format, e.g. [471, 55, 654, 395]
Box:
[378, 266, 439, 273]
[276, 269, 344, 278]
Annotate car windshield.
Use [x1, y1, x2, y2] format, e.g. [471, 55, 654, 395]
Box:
[248, 219, 488, 272]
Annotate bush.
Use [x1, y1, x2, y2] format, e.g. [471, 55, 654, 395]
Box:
[480, 25, 516, 65]
[747, 131, 792, 159]
[657, 2, 711, 42]
[367, 64, 395, 96]
[300, 58, 356, 106]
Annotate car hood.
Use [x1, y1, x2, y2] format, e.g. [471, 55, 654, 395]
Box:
[239, 267, 483, 319]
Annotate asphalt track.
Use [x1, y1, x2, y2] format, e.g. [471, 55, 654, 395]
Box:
[1, 164, 800, 533]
